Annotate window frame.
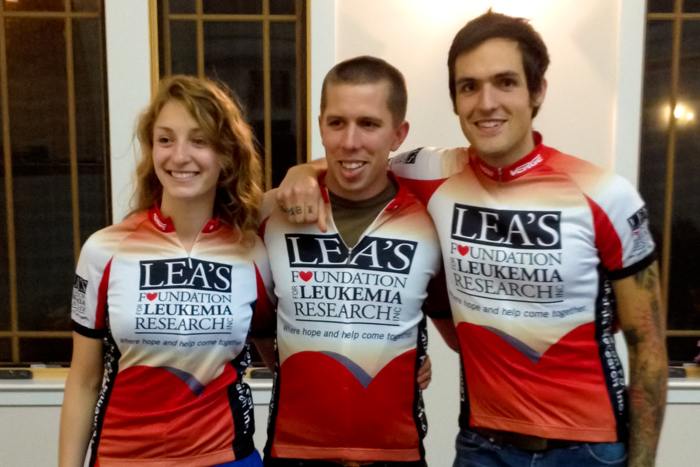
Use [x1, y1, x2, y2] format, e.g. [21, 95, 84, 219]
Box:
[0, 0, 111, 364]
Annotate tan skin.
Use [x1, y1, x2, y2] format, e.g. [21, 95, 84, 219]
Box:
[614, 262, 667, 467]
[277, 49, 666, 465]
[58, 333, 104, 466]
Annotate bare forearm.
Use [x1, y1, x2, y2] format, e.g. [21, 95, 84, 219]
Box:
[59, 373, 102, 467]
[626, 339, 667, 467]
[59, 333, 104, 467]
[616, 262, 667, 467]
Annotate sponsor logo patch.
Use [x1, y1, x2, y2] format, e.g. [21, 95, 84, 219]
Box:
[627, 206, 653, 256]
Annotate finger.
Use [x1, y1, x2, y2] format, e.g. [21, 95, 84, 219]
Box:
[289, 203, 305, 224]
[417, 368, 432, 390]
[303, 201, 319, 224]
[317, 197, 328, 233]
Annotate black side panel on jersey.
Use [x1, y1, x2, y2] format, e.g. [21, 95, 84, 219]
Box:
[411, 317, 428, 461]
[87, 308, 121, 467]
[458, 351, 471, 429]
[595, 268, 629, 443]
[263, 340, 282, 459]
[227, 344, 256, 460]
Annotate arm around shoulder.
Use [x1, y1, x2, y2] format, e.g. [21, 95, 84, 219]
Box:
[276, 158, 328, 231]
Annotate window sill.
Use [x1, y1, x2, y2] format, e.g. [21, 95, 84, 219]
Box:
[0, 367, 274, 407]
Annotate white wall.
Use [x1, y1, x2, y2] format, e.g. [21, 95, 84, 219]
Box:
[101, 1, 647, 466]
[104, 0, 152, 222]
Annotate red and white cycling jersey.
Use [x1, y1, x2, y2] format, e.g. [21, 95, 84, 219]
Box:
[260, 180, 447, 462]
[71, 206, 275, 467]
[389, 133, 656, 443]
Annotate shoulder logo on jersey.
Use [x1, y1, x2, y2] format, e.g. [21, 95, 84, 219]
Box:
[391, 147, 423, 165]
[72, 274, 88, 319]
[285, 234, 417, 274]
[451, 204, 561, 249]
[140, 258, 232, 291]
[627, 206, 653, 257]
[510, 154, 543, 177]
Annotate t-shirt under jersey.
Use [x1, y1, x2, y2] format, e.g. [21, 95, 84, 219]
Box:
[388, 133, 656, 443]
[71, 206, 275, 467]
[260, 179, 448, 463]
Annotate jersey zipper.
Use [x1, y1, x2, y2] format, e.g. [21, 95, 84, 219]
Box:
[498, 167, 502, 186]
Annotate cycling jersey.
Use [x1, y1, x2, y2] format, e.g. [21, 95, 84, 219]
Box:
[389, 133, 656, 443]
[261, 180, 447, 462]
[71, 206, 275, 467]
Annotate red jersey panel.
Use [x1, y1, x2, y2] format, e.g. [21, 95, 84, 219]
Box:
[389, 134, 656, 442]
[262, 182, 446, 462]
[71, 207, 275, 467]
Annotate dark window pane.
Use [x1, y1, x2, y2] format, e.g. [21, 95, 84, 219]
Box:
[647, 0, 675, 13]
[169, 0, 195, 14]
[20, 338, 72, 364]
[4, 0, 64, 11]
[270, 0, 295, 15]
[0, 88, 8, 331]
[203, 0, 262, 15]
[639, 21, 672, 264]
[203, 21, 263, 146]
[684, 0, 700, 13]
[270, 22, 297, 187]
[71, 0, 99, 12]
[668, 336, 700, 363]
[170, 21, 198, 76]
[6, 19, 74, 332]
[0, 339, 10, 362]
[74, 18, 109, 244]
[668, 20, 700, 337]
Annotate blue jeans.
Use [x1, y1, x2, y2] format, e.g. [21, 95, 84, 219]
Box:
[215, 450, 263, 467]
[453, 429, 627, 467]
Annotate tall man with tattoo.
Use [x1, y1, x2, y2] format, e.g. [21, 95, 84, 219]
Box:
[276, 10, 667, 467]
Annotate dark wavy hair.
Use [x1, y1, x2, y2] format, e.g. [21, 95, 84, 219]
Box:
[448, 10, 550, 117]
[130, 75, 263, 244]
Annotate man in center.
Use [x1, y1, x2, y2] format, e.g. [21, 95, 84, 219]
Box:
[258, 56, 458, 466]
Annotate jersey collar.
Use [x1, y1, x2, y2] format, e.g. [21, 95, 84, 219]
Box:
[149, 204, 221, 233]
[471, 132, 549, 182]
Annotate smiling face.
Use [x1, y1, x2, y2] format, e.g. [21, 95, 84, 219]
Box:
[152, 99, 221, 211]
[319, 81, 409, 201]
[454, 38, 546, 167]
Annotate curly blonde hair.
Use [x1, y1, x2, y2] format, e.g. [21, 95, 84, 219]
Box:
[131, 75, 263, 243]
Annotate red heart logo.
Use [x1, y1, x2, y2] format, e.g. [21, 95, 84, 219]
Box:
[146, 293, 157, 301]
[299, 271, 312, 282]
[457, 245, 470, 256]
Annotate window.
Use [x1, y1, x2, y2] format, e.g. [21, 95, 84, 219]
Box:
[0, 0, 110, 364]
[639, 0, 700, 362]
[156, 0, 308, 190]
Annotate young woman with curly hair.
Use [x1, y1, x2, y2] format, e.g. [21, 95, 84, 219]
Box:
[59, 75, 274, 467]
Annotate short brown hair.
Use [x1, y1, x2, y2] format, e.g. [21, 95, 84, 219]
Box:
[321, 56, 407, 125]
[448, 10, 549, 117]
[132, 75, 263, 243]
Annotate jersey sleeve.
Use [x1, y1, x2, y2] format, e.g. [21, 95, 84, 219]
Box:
[71, 234, 113, 339]
[585, 173, 656, 280]
[389, 147, 466, 205]
[249, 238, 277, 338]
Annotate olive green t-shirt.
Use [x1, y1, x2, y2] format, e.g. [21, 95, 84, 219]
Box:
[328, 179, 399, 248]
